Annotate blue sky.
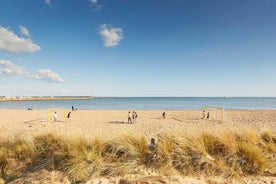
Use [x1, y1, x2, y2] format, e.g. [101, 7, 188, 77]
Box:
[0, 0, 276, 97]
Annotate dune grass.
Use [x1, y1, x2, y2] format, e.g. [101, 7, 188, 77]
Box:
[0, 130, 275, 183]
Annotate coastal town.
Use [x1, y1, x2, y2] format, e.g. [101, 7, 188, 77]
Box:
[0, 96, 92, 101]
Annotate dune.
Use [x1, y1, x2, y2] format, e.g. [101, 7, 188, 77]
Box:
[0, 109, 275, 184]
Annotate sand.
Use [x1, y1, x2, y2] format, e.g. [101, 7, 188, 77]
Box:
[0, 109, 275, 141]
[1, 109, 276, 184]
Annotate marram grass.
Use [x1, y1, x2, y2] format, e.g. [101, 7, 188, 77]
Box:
[0, 130, 275, 183]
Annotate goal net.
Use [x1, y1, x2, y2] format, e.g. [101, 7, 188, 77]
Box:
[47, 107, 67, 123]
[202, 106, 225, 123]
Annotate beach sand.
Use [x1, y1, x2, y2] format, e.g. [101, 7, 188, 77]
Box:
[1, 109, 276, 140]
[1, 109, 276, 184]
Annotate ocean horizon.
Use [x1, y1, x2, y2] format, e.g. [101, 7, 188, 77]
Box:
[0, 97, 276, 110]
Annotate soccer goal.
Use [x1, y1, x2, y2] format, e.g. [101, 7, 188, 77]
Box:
[47, 107, 67, 123]
[202, 106, 225, 123]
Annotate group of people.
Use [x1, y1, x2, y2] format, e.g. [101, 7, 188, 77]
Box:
[53, 111, 72, 122]
[52, 105, 78, 122]
[71, 106, 78, 111]
[202, 110, 210, 119]
[127, 111, 166, 123]
[128, 111, 138, 124]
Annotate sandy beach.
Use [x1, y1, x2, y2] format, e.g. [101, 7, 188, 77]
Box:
[1, 109, 275, 140]
[1, 109, 276, 184]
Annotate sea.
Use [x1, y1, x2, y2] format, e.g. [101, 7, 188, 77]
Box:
[0, 97, 276, 110]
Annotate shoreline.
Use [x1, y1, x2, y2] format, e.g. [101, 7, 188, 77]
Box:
[1, 97, 276, 110]
[1, 107, 276, 110]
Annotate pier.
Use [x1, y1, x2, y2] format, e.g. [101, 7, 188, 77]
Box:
[0, 96, 92, 101]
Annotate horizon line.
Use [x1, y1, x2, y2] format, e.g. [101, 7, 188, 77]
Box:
[2, 95, 276, 98]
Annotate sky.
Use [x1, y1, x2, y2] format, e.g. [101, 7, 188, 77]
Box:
[0, 0, 276, 97]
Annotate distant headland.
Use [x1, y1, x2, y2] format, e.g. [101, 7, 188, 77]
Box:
[0, 96, 92, 101]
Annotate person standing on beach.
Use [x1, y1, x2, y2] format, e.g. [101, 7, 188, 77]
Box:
[207, 112, 210, 119]
[128, 112, 132, 124]
[162, 112, 166, 119]
[132, 111, 138, 123]
[132, 111, 135, 123]
[67, 112, 71, 122]
[202, 110, 206, 119]
[133, 111, 138, 123]
[53, 112, 58, 121]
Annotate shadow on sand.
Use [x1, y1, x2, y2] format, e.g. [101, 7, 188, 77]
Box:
[171, 117, 183, 122]
[148, 117, 163, 120]
[23, 119, 47, 128]
[23, 119, 41, 124]
[106, 121, 132, 124]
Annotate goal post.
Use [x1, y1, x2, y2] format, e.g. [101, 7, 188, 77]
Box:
[47, 107, 67, 123]
[202, 106, 225, 123]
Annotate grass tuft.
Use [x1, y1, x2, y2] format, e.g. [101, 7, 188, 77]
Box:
[237, 142, 268, 174]
[0, 130, 275, 183]
[32, 134, 70, 171]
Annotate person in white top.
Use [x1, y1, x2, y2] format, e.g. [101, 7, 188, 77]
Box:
[53, 112, 58, 121]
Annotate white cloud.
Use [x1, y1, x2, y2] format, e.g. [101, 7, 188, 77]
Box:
[98, 24, 123, 47]
[90, 0, 97, 3]
[0, 26, 41, 53]
[0, 59, 64, 83]
[0, 60, 13, 67]
[31, 69, 64, 83]
[89, 0, 101, 11]
[45, 0, 51, 6]
[0, 59, 28, 75]
[19, 25, 31, 37]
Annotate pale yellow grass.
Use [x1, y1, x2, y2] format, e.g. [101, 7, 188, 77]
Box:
[1, 109, 276, 184]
